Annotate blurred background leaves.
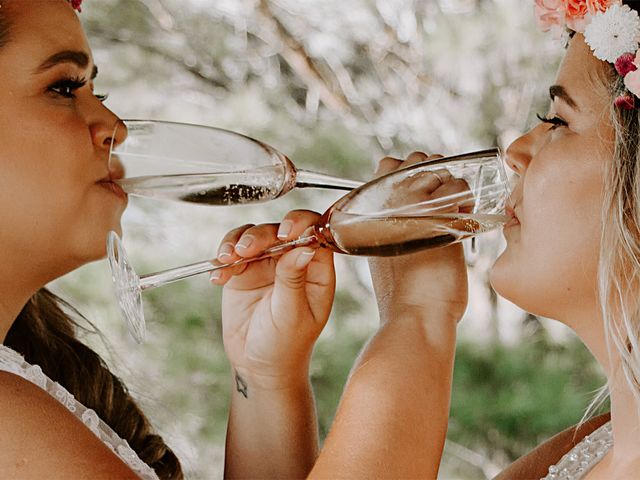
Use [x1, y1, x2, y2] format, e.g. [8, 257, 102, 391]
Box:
[51, 0, 605, 478]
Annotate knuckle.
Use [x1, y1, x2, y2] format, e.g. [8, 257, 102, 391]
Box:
[225, 224, 254, 240]
[232, 223, 254, 234]
[406, 151, 429, 164]
[376, 157, 402, 174]
[243, 223, 278, 242]
[286, 209, 319, 220]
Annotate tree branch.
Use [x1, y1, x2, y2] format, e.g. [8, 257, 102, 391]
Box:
[254, 0, 351, 115]
[86, 26, 230, 91]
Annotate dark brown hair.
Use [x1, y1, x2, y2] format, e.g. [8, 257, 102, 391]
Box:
[0, 4, 183, 478]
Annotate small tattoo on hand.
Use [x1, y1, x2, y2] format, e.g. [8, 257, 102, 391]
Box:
[235, 371, 248, 398]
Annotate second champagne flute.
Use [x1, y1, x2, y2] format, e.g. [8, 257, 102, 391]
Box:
[108, 149, 512, 342]
[109, 119, 363, 205]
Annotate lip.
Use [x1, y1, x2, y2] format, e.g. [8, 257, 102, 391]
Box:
[97, 179, 128, 200]
[503, 204, 520, 229]
[99, 168, 125, 183]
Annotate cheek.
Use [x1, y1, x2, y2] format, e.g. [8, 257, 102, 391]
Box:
[0, 161, 86, 256]
[0, 105, 110, 260]
[0, 100, 91, 186]
[0, 122, 86, 225]
[490, 163, 603, 316]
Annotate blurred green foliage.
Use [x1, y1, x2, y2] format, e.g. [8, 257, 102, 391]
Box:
[450, 335, 606, 462]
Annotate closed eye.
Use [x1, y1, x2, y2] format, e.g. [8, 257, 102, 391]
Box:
[48, 78, 86, 98]
[536, 113, 568, 129]
[47, 77, 108, 103]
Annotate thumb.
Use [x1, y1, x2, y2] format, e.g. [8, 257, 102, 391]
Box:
[274, 247, 316, 291]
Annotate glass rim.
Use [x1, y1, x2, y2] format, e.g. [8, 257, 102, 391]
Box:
[330, 147, 508, 212]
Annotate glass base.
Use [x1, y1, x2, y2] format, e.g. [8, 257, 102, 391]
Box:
[107, 231, 146, 343]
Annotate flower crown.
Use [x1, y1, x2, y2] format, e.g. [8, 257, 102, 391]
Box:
[68, 0, 82, 12]
[535, 0, 640, 109]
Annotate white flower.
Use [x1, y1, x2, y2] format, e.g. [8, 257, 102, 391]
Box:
[584, 4, 640, 63]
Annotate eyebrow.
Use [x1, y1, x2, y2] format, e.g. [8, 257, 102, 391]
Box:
[34, 50, 98, 80]
[549, 85, 578, 110]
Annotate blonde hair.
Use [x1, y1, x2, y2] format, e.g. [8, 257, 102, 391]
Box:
[593, 66, 640, 417]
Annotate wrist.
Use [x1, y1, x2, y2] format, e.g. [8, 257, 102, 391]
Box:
[231, 362, 311, 393]
[377, 296, 466, 325]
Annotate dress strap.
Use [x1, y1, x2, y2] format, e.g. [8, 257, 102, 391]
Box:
[0, 344, 159, 480]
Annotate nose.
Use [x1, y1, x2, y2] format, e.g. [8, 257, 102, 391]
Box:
[504, 123, 551, 175]
[88, 104, 128, 152]
[505, 129, 535, 175]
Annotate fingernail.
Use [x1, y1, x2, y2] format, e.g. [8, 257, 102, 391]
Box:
[295, 248, 315, 268]
[236, 235, 254, 251]
[210, 270, 221, 282]
[218, 243, 234, 259]
[277, 220, 293, 239]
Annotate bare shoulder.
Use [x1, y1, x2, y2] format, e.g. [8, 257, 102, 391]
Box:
[0, 371, 140, 479]
[492, 413, 611, 480]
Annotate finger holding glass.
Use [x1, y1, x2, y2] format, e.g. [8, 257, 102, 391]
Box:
[368, 151, 474, 322]
[212, 211, 336, 381]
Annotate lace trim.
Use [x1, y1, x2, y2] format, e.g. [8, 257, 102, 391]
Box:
[0, 344, 158, 480]
[541, 421, 613, 480]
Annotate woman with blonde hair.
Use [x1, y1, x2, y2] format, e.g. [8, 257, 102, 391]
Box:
[216, 1, 640, 478]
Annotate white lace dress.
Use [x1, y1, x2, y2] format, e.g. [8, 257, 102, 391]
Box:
[541, 421, 613, 480]
[0, 344, 159, 480]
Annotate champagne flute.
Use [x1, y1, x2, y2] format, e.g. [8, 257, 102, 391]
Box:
[108, 149, 510, 342]
[110, 120, 363, 205]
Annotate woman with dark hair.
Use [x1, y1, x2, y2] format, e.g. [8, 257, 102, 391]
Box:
[0, 1, 180, 477]
[216, 1, 640, 478]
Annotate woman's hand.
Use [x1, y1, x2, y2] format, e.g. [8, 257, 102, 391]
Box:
[368, 152, 469, 323]
[212, 210, 336, 387]
[217, 211, 335, 479]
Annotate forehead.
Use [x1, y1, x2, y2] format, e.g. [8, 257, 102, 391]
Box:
[554, 34, 612, 114]
[0, 0, 91, 67]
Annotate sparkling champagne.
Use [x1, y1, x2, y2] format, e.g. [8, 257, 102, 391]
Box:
[318, 212, 507, 256]
[117, 165, 286, 205]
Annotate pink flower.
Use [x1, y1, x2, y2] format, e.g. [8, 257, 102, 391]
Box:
[615, 94, 635, 109]
[535, 0, 567, 34]
[561, 0, 615, 32]
[564, 0, 588, 17]
[563, 0, 590, 31]
[624, 69, 640, 98]
[68, 0, 82, 12]
[586, 0, 617, 15]
[615, 52, 638, 76]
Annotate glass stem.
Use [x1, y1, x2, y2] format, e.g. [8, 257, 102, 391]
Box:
[138, 235, 319, 291]
[295, 169, 363, 191]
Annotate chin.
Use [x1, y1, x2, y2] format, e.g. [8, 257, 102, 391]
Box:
[490, 261, 560, 319]
[489, 253, 509, 296]
[70, 221, 124, 265]
[489, 254, 531, 311]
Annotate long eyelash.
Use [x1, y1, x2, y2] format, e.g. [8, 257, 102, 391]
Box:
[48, 76, 108, 102]
[48, 76, 87, 98]
[536, 112, 567, 128]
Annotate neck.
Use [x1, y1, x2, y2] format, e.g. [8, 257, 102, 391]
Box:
[0, 252, 54, 343]
[0, 283, 36, 343]
[608, 367, 640, 461]
[570, 309, 640, 470]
